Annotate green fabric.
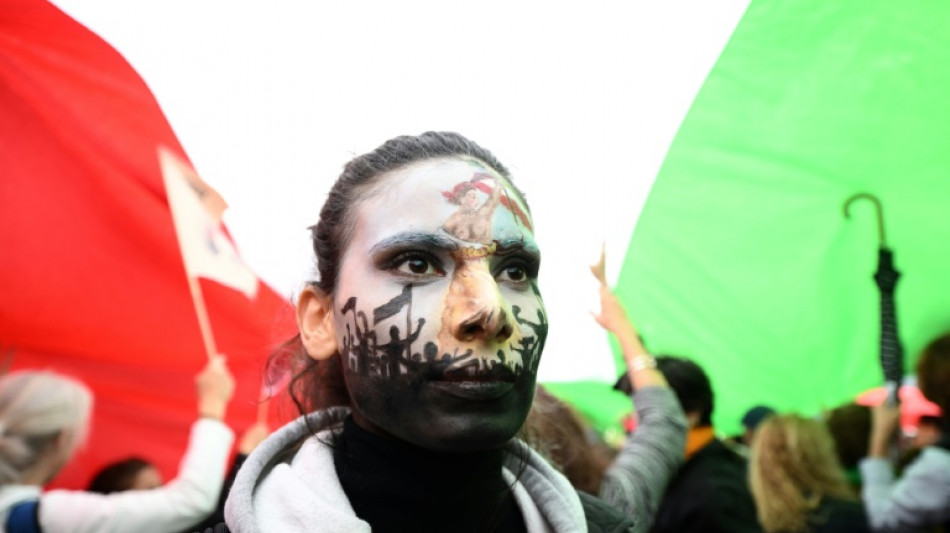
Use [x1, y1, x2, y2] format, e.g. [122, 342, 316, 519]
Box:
[615, 0, 950, 437]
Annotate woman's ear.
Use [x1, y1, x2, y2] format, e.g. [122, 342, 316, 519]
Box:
[297, 286, 338, 361]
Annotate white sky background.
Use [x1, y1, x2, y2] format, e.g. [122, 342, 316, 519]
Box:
[51, 0, 749, 382]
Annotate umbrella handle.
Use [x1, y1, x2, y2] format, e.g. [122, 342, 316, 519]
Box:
[843, 192, 887, 246]
[884, 380, 901, 407]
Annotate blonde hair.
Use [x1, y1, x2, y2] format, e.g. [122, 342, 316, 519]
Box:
[0, 371, 93, 485]
[749, 414, 855, 532]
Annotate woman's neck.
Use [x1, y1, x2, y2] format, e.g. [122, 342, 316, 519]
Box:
[333, 416, 526, 533]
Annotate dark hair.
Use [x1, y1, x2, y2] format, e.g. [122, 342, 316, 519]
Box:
[917, 333, 950, 418]
[656, 356, 714, 426]
[741, 405, 776, 431]
[87, 457, 153, 494]
[824, 402, 871, 470]
[275, 132, 523, 416]
[521, 386, 616, 494]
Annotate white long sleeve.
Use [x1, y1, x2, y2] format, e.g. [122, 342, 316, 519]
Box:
[39, 418, 234, 533]
[860, 447, 950, 532]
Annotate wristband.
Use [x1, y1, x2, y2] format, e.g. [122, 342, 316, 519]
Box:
[629, 354, 657, 373]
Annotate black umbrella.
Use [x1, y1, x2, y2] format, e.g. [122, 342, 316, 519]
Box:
[844, 193, 903, 407]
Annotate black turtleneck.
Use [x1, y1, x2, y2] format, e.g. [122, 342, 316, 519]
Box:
[333, 416, 527, 533]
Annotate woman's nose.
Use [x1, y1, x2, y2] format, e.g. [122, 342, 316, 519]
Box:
[457, 305, 514, 342]
[445, 261, 515, 343]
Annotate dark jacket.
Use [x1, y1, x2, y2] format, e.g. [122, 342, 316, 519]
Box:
[791, 497, 870, 533]
[650, 437, 763, 533]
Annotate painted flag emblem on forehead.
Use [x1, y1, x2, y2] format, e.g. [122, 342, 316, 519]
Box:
[159, 146, 259, 298]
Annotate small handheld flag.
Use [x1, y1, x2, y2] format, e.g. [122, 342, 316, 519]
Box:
[159, 146, 259, 358]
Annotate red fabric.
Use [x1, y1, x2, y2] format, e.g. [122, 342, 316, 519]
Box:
[0, 0, 296, 489]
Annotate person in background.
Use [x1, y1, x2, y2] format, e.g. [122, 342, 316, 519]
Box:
[894, 414, 945, 475]
[911, 414, 943, 449]
[648, 356, 763, 533]
[87, 421, 270, 533]
[749, 413, 869, 533]
[861, 332, 950, 532]
[0, 356, 235, 533]
[88, 458, 163, 493]
[740, 405, 776, 447]
[587, 249, 689, 530]
[824, 402, 871, 491]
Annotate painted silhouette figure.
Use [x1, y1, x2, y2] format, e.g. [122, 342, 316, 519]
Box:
[513, 305, 547, 372]
[340, 297, 377, 376]
[376, 320, 424, 377]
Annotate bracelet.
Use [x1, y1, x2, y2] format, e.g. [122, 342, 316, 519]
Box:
[629, 354, 657, 373]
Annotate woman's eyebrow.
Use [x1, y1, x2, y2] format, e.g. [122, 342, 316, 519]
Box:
[495, 238, 541, 259]
[370, 232, 461, 255]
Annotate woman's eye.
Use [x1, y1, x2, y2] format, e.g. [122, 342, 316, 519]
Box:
[395, 256, 441, 276]
[498, 265, 527, 282]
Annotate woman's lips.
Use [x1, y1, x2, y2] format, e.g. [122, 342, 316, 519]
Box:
[429, 379, 516, 400]
[438, 360, 518, 382]
[426, 358, 520, 400]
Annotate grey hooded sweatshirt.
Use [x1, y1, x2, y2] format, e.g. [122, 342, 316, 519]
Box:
[222, 385, 685, 533]
[224, 407, 604, 532]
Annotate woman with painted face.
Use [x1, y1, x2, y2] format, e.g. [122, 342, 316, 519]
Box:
[215, 132, 635, 532]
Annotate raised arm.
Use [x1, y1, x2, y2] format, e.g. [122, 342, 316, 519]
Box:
[860, 401, 950, 531]
[39, 356, 237, 533]
[590, 247, 688, 532]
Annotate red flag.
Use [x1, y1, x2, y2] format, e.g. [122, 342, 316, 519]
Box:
[0, 0, 296, 489]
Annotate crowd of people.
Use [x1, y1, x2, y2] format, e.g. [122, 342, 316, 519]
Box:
[2, 132, 948, 532]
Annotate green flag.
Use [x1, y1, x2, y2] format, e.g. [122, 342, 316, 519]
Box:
[615, 0, 950, 436]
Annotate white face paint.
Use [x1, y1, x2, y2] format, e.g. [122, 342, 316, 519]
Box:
[333, 157, 546, 452]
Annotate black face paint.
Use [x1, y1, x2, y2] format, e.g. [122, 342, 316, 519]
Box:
[338, 285, 545, 452]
